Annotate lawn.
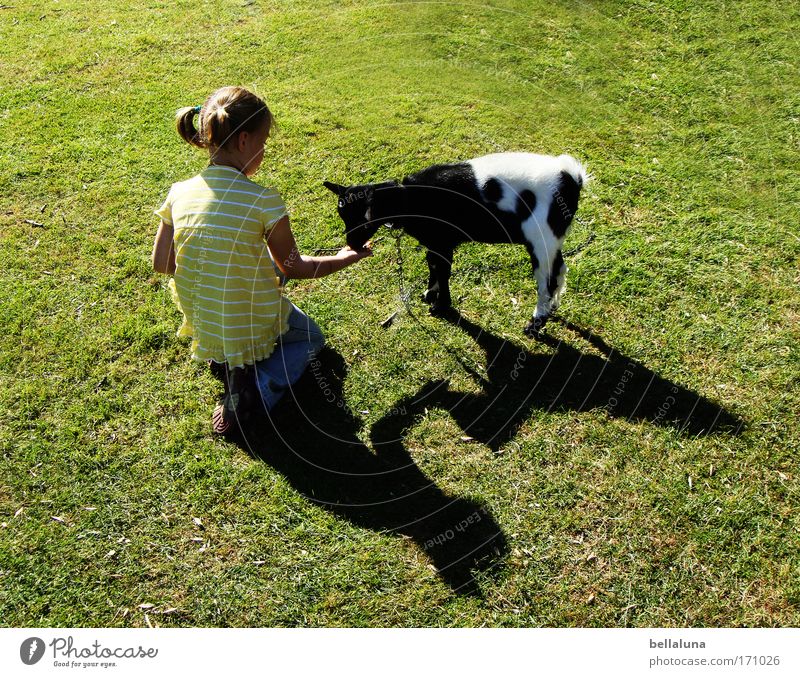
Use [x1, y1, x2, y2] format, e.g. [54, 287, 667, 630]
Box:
[1, 0, 798, 627]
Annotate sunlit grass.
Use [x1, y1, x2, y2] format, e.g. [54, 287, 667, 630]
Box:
[1, 0, 798, 627]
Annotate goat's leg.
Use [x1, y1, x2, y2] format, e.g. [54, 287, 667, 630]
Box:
[422, 249, 439, 304]
[548, 250, 567, 313]
[523, 248, 563, 338]
[429, 248, 454, 315]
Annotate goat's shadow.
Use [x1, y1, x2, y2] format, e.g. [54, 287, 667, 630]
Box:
[234, 315, 743, 594]
[370, 312, 744, 459]
[237, 347, 508, 594]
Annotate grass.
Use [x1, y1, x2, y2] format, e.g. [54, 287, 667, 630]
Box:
[1, 0, 798, 627]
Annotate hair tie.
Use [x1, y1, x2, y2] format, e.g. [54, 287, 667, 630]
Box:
[193, 105, 202, 114]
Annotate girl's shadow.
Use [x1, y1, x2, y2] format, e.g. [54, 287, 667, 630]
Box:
[236, 348, 508, 594]
[370, 311, 744, 459]
[233, 315, 742, 594]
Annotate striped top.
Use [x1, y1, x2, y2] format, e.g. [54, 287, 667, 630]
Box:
[155, 164, 291, 368]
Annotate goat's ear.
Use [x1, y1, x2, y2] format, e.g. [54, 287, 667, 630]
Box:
[323, 181, 345, 195]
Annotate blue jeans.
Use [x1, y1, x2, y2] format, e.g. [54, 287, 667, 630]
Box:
[255, 303, 325, 411]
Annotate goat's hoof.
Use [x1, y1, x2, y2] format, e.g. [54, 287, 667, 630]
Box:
[429, 303, 452, 317]
[524, 316, 548, 339]
[422, 289, 438, 304]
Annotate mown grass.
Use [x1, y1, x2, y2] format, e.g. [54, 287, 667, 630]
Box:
[1, 0, 798, 627]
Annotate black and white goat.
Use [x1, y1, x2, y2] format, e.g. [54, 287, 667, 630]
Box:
[324, 152, 588, 336]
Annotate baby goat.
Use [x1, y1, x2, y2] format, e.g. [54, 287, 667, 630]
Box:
[324, 152, 588, 336]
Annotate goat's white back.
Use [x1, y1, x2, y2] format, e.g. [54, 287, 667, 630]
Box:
[468, 152, 587, 267]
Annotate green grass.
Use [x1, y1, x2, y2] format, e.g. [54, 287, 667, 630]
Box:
[1, 0, 798, 627]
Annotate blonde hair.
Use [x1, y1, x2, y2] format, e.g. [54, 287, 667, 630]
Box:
[175, 86, 274, 149]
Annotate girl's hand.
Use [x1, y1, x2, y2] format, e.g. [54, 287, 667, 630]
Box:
[337, 242, 373, 262]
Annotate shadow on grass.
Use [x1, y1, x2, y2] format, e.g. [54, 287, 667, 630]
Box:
[370, 311, 744, 460]
[235, 347, 508, 595]
[231, 314, 742, 594]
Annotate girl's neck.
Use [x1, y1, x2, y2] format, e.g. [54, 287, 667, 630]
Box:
[209, 160, 245, 174]
[209, 148, 246, 175]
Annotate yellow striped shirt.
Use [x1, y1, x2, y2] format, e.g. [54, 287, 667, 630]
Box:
[155, 164, 291, 368]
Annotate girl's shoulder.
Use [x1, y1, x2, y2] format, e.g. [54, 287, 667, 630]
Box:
[168, 172, 205, 196]
[241, 175, 283, 200]
[239, 177, 286, 211]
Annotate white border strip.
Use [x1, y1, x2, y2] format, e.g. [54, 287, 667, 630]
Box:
[1, 628, 798, 677]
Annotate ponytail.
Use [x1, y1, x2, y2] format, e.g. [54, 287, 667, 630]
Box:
[175, 106, 206, 148]
[174, 87, 273, 151]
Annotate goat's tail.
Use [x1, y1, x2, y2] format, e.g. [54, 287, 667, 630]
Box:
[557, 154, 591, 190]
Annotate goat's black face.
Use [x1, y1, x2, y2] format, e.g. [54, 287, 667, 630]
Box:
[323, 181, 381, 251]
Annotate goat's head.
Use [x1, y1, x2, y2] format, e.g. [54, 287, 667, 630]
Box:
[324, 180, 394, 250]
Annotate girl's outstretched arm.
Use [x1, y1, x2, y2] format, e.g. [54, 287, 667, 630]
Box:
[152, 221, 176, 275]
[267, 215, 372, 279]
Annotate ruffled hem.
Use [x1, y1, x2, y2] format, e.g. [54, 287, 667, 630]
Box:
[169, 280, 292, 369]
[188, 327, 288, 368]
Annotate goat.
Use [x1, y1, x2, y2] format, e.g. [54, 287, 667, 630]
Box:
[324, 152, 588, 336]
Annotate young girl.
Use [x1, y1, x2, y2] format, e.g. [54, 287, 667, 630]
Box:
[152, 86, 372, 435]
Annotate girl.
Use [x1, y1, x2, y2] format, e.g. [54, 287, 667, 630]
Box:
[152, 86, 372, 435]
